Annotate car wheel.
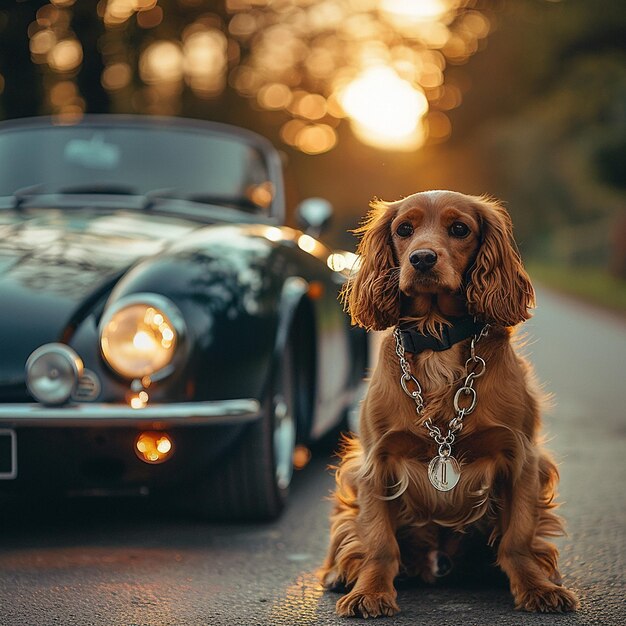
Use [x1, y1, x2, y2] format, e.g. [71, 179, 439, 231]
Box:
[197, 338, 297, 521]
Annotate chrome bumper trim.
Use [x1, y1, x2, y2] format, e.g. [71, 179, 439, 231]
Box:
[0, 399, 261, 427]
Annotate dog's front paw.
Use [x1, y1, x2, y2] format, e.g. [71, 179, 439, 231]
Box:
[336, 590, 399, 618]
[515, 585, 580, 613]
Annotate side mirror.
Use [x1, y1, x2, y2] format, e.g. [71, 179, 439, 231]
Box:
[296, 197, 333, 237]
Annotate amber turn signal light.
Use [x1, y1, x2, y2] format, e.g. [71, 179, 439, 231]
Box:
[134, 431, 174, 464]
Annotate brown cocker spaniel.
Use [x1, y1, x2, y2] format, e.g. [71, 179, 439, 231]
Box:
[319, 190, 579, 616]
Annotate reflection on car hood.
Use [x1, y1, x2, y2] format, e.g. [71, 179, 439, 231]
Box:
[0, 208, 199, 389]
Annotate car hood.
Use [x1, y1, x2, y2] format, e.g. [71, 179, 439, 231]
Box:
[0, 208, 199, 389]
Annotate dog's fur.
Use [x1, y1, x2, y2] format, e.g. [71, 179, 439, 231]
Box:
[319, 191, 579, 616]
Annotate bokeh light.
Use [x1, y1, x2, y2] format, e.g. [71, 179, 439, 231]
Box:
[25, 0, 492, 154]
[29, 29, 57, 56]
[139, 41, 184, 84]
[137, 6, 163, 29]
[182, 26, 228, 97]
[101, 62, 132, 91]
[225, 0, 490, 153]
[295, 123, 337, 155]
[47, 39, 83, 72]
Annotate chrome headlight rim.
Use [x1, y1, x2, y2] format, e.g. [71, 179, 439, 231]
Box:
[25, 343, 84, 406]
[99, 292, 187, 381]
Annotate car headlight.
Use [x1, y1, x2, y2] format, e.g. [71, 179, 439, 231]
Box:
[25, 343, 84, 405]
[99, 294, 186, 380]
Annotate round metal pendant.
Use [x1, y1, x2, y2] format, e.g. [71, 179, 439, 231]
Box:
[428, 455, 461, 492]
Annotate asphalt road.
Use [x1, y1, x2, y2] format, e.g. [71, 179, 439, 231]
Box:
[0, 287, 624, 626]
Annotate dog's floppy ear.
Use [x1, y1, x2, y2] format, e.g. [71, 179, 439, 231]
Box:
[466, 197, 535, 327]
[341, 200, 400, 330]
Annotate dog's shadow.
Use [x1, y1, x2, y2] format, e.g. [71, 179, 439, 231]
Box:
[328, 532, 509, 596]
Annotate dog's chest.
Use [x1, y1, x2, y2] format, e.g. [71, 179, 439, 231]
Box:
[392, 428, 509, 527]
[412, 348, 464, 392]
[383, 342, 510, 526]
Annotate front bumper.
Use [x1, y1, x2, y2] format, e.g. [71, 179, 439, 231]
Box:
[0, 399, 261, 427]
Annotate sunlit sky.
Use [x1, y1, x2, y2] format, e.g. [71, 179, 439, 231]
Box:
[25, 0, 490, 154]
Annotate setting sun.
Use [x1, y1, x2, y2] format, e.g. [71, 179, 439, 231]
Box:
[380, 0, 451, 23]
[339, 66, 429, 150]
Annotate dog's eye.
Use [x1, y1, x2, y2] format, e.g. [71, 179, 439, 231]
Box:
[396, 222, 414, 238]
[449, 222, 470, 238]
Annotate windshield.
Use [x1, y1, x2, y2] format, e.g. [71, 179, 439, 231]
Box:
[0, 123, 274, 213]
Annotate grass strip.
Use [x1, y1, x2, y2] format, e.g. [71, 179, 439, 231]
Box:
[527, 262, 626, 315]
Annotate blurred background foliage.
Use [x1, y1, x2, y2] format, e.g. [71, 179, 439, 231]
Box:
[0, 0, 624, 310]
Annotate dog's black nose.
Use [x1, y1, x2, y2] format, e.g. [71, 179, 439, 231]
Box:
[409, 249, 438, 271]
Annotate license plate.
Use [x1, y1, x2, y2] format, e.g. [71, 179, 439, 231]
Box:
[0, 429, 17, 479]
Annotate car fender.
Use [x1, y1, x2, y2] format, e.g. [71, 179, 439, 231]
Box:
[272, 276, 309, 366]
[96, 225, 315, 406]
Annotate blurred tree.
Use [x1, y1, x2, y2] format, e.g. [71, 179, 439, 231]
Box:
[452, 0, 626, 275]
[73, 0, 110, 113]
[0, 2, 46, 119]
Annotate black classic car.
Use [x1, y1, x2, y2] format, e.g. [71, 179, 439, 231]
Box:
[0, 115, 366, 520]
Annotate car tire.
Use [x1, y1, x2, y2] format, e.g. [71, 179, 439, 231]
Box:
[196, 337, 297, 521]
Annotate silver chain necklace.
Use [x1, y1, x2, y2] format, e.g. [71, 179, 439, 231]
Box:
[393, 324, 489, 492]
